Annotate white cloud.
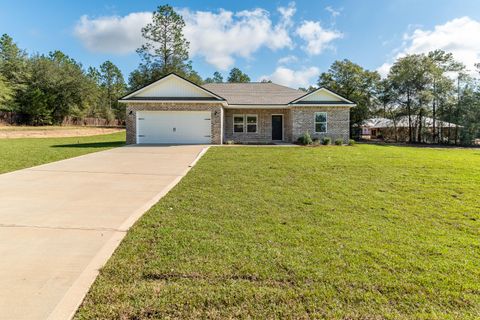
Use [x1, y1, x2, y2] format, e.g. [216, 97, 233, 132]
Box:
[74, 12, 151, 54]
[181, 4, 295, 70]
[296, 21, 343, 55]
[377, 16, 480, 76]
[377, 62, 392, 78]
[75, 5, 297, 70]
[277, 55, 298, 64]
[74, 3, 346, 73]
[325, 6, 341, 18]
[260, 66, 320, 88]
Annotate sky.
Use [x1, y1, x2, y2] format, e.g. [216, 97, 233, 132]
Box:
[1, 0, 480, 88]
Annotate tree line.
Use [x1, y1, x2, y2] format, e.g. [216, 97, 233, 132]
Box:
[1, 4, 479, 145]
[316, 53, 480, 145]
[0, 4, 252, 126]
[0, 34, 127, 125]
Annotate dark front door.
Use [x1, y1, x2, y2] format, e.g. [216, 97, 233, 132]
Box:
[272, 115, 283, 140]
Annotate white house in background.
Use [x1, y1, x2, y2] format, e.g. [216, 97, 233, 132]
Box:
[361, 116, 461, 142]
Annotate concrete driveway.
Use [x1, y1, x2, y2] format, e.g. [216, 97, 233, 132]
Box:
[0, 145, 208, 320]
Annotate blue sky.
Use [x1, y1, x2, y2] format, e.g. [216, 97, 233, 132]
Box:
[1, 0, 480, 88]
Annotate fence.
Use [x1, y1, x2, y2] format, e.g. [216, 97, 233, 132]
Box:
[0, 112, 124, 127]
[61, 116, 124, 127]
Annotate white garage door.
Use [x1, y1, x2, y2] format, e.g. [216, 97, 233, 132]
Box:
[136, 111, 211, 144]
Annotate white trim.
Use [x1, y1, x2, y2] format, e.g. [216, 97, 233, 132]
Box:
[121, 101, 354, 107]
[225, 104, 287, 109]
[225, 103, 356, 108]
[119, 99, 228, 106]
[233, 114, 258, 133]
[135, 111, 139, 144]
[271, 114, 284, 141]
[121, 74, 224, 100]
[246, 114, 258, 133]
[220, 108, 224, 144]
[289, 87, 355, 104]
[291, 103, 356, 107]
[314, 112, 328, 133]
[233, 114, 245, 133]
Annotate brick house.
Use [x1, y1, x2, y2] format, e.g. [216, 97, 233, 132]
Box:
[120, 73, 356, 144]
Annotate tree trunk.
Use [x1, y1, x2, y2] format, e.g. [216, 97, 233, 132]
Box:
[407, 90, 412, 143]
[432, 78, 437, 143]
[418, 110, 423, 143]
[393, 118, 398, 142]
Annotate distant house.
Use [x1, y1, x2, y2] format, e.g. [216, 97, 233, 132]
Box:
[361, 116, 461, 142]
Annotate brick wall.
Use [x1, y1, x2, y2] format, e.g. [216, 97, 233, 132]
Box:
[291, 107, 350, 143]
[125, 104, 350, 145]
[125, 103, 223, 144]
[224, 109, 292, 143]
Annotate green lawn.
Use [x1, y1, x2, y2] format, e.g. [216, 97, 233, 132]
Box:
[0, 132, 125, 174]
[75, 144, 480, 319]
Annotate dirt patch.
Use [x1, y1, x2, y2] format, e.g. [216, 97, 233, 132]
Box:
[0, 127, 125, 139]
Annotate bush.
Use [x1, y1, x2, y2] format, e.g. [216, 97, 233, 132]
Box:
[226, 140, 235, 145]
[348, 139, 356, 146]
[312, 138, 320, 145]
[334, 139, 343, 146]
[297, 132, 313, 145]
[322, 137, 331, 145]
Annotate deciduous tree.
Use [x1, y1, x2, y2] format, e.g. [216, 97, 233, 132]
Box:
[318, 59, 380, 137]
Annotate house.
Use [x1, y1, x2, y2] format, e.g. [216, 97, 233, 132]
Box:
[361, 116, 461, 142]
[119, 73, 356, 144]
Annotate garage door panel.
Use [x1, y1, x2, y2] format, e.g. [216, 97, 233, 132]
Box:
[137, 111, 211, 144]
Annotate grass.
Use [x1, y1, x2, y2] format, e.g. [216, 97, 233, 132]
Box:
[74, 144, 480, 319]
[0, 132, 125, 174]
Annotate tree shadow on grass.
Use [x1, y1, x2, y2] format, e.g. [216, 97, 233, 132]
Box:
[52, 141, 125, 148]
[359, 141, 480, 150]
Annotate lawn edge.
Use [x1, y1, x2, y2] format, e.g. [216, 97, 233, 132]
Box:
[46, 146, 210, 320]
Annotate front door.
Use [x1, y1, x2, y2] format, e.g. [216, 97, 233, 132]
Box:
[272, 115, 283, 140]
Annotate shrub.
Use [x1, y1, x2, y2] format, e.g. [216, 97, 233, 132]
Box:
[348, 139, 356, 146]
[322, 137, 331, 145]
[297, 132, 313, 145]
[226, 140, 235, 145]
[334, 139, 343, 146]
[312, 138, 320, 145]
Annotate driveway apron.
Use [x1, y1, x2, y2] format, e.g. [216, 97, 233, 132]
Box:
[0, 145, 208, 320]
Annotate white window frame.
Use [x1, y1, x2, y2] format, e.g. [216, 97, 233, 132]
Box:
[233, 114, 245, 133]
[245, 114, 258, 133]
[233, 114, 258, 133]
[314, 112, 328, 133]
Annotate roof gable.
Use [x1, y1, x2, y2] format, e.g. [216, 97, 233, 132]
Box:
[290, 87, 355, 105]
[121, 73, 224, 101]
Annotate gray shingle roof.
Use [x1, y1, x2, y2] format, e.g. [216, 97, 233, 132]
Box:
[124, 97, 220, 101]
[202, 83, 305, 105]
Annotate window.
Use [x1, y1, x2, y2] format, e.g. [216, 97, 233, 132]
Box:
[233, 114, 258, 133]
[246, 115, 258, 133]
[314, 112, 327, 133]
[233, 114, 244, 133]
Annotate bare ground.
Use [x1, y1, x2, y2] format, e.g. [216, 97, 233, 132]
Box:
[0, 126, 125, 139]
